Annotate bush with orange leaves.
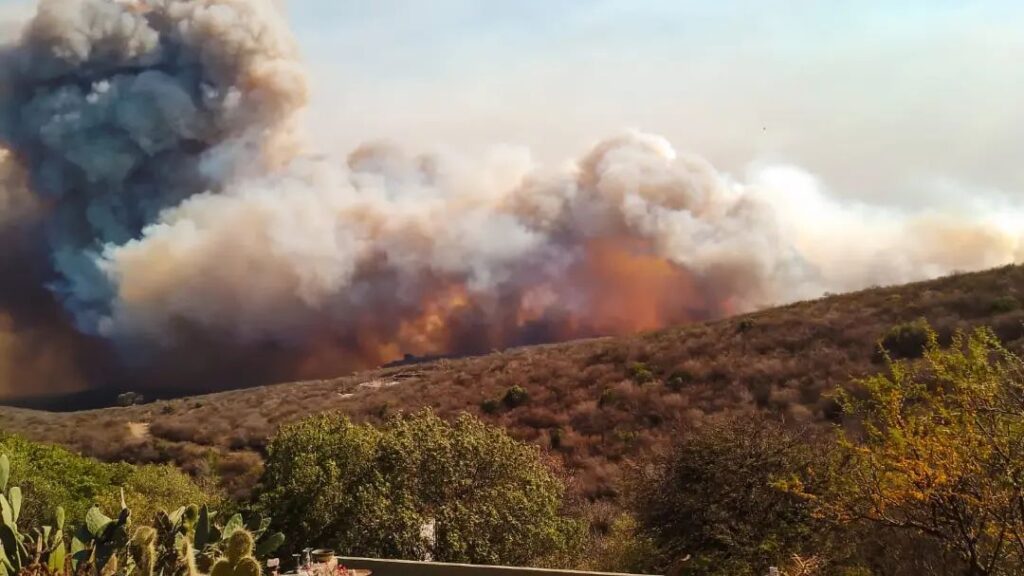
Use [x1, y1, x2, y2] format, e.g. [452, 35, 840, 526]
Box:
[815, 325, 1024, 575]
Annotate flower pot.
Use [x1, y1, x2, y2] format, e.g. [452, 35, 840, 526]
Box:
[311, 550, 335, 564]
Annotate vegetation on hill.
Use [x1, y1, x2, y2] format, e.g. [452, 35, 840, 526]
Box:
[5, 323, 1024, 574]
[1, 265, 1021, 502]
[624, 326, 1024, 575]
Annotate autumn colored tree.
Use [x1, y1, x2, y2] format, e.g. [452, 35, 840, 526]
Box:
[822, 326, 1024, 576]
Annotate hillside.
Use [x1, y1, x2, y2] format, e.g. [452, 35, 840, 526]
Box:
[3, 264, 1024, 500]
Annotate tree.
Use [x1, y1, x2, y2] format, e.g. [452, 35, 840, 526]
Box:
[257, 410, 583, 566]
[629, 416, 822, 576]
[822, 326, 1024, 576]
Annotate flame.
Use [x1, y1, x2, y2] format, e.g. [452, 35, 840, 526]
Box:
[288, 241, 711, 374]
[574, 237, 705, 333]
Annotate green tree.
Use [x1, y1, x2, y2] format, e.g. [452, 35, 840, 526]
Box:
[257, 410, 583, 566]
[820, 327, 1024, 576]
[630, 416, 822, 576]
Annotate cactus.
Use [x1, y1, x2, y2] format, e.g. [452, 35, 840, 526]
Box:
[225, 530, 253, 560]
[0, 453, 30, 576]
[210, 530, 260, 576]
[0, 466, 279, 576]
[71, 493, 132, 576]
[151, 508, 201, 576]
[194, 507, 283, 572]
[0, 455, 70, 576]
[30, 507, 67, 574]
[174, 539, 199, 576]
[129, 527, 156, 576]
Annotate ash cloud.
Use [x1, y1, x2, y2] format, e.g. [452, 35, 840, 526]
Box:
[0, 0, 1021, 400]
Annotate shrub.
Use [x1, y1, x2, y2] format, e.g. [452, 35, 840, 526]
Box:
[257, 410, 584, 566]
[480, 398, 500, 414]
[879, 319, 930, 359]
[629, 416, 822, 576]
[0, 433, 218, 529]
[628, 363, 654, 383]
[665, 370, 692, 392]
[820, 327, 1024, 575]
[502, 385, 530, 408]
[549, 428, 563, 451]
[989, 295, 1020, 315]
[117, 391, 145, 407]
[589, 514, 660, 574]
[598, 388, 617, 408]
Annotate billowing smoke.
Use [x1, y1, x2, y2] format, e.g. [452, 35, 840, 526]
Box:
[0, 0, 1021, 401]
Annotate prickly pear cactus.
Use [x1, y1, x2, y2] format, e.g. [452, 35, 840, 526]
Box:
[151, 508, 202, 576]
[210, 530, 261, 576]
[0, 453, 30, 576]
[129, 527, 156, 576]
[194, 506, 284, 570]
[225, 530, 254, 561]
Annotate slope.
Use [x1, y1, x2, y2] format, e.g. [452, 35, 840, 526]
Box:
[2, 264, 1023, 500]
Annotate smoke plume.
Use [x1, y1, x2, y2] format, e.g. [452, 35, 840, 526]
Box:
[0, 0, 1021, 401]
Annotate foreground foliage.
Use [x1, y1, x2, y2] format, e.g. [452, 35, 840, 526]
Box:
[0, 451, 281, 576]
[258, 410, 584, 566]
[0, 434, 216, 533]
[820, 327, 1024, 575]
[630, 416, 822, 576]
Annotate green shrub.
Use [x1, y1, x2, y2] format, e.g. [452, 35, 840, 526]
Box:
[630, 417, 822, 575]
[880, 319, 930, 359]
[989, 295, 1020, 314]
[257, 410, 583, 566]
[628, 363, 654, 383]
[480, 398, 501, 414]
[822, 327, 1024, 575]
[589, 515, 660, 574]
[502, 385, 530, 408]
[0, 433, 218, 529]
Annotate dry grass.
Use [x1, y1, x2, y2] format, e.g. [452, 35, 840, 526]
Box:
[3, 265, 1024, 500]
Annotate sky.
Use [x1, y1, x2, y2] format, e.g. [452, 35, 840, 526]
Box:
[2, 0, 1023, 211]
[278, 0, 1024, 214]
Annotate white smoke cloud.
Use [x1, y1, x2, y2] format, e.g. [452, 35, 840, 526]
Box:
[94, 129, 1024, 347]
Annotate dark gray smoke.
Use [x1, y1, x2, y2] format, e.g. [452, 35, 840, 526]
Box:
[0, 0, 310, 400]
[0, 0, 305, 334]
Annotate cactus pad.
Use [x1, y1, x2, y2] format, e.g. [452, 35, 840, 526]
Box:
[234, 557, 261, 576]
[225, 530, 255, 562]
